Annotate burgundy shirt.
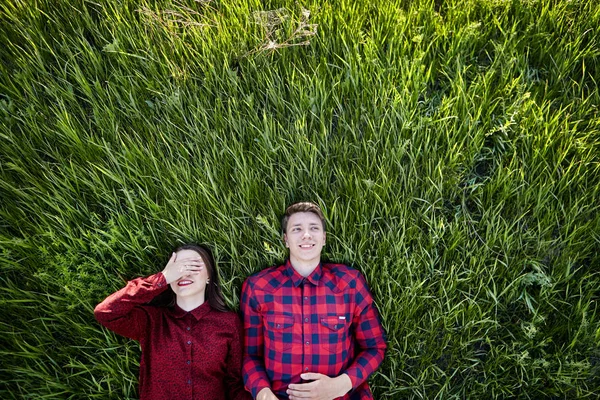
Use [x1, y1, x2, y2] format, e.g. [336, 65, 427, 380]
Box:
[95, 273, 251, 400]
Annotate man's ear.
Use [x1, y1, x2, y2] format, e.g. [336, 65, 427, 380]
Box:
[283, 234, 289, 247]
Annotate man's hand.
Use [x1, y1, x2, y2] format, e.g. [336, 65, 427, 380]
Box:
[161, 252, 205, 284]
[257, 387, 279, 400]
[287, 373, 352, 400]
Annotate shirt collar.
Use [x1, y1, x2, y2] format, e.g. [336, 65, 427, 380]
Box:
[171, 301, 211, 320]
[284, 259, 323, 287]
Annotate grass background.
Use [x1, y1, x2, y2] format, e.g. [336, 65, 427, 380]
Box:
[1, 0, 599, 398]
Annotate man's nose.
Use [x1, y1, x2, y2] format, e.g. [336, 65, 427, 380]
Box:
[302, 230, 311, 238]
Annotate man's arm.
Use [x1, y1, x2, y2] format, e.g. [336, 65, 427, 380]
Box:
[240, 279, 274, 398]
[341, 271, 387, 390]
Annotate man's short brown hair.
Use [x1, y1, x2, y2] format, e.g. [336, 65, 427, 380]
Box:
[281, 202, 326, 234]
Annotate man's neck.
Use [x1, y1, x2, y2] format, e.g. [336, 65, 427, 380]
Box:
[289, 257, 320, 277]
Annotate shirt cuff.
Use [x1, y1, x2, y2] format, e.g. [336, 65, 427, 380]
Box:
[342, 366, 365, 389]
[250, 381, 271, 399]
[155, 272, 167, 288]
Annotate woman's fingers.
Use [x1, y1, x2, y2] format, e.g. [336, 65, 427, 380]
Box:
[178, 260, 204, 268]
[177, 259, 205, 273]
[179, 266, 203, 273]
[163, 256, 205, 283]
[165, 252, 177, 267]
[177, 258, 203, 265]
[179, 270, 201, 276]
[162, 253, 179, 284]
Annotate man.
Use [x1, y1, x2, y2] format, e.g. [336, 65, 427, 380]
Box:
[241, 202, 386, 400]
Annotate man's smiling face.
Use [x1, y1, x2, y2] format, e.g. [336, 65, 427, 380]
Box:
[284, 211, 326, 266]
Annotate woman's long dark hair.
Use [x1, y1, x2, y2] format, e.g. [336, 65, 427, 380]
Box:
[149, 244, 229, 312]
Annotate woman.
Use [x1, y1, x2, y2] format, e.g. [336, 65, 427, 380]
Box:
[95, 244, 251, 400]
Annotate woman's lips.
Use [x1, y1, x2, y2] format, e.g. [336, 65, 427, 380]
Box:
[178, 280, 193, 286]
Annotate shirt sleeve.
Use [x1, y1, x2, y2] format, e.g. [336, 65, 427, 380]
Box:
[94, 273, 168, 341]
[240, 279, 272, 398]
[225, 313, 253, 400]
[342, 272, 387, 389]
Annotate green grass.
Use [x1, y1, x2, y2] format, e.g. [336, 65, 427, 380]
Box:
[1, 0, 599, 398]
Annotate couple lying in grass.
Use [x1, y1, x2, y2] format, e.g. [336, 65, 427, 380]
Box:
[95, 202, 386, 400]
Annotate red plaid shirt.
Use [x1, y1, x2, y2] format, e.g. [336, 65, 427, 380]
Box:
[241, 261, 386, 399]
[94, 273, 251, 400]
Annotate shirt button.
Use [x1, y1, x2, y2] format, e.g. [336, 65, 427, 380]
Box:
[187, 341, 192, 345]
[186, 327, 191, 331]
[186, 360, 191, 365]
[304, 296, 308, 301]
[276, 324, 280, 328]
[305, 341, 310, 345]
[304, 318, 309, 322]
[305, 367, 309, 371]
[187, 379, 192, 385]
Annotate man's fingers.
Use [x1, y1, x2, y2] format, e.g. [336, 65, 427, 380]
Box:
[288, 382, 317, 400]
[288, 380, 316, 391]
[300, 372, 325, 381]
[289, 373, 324, 392]
[287, 387, 311, 398]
